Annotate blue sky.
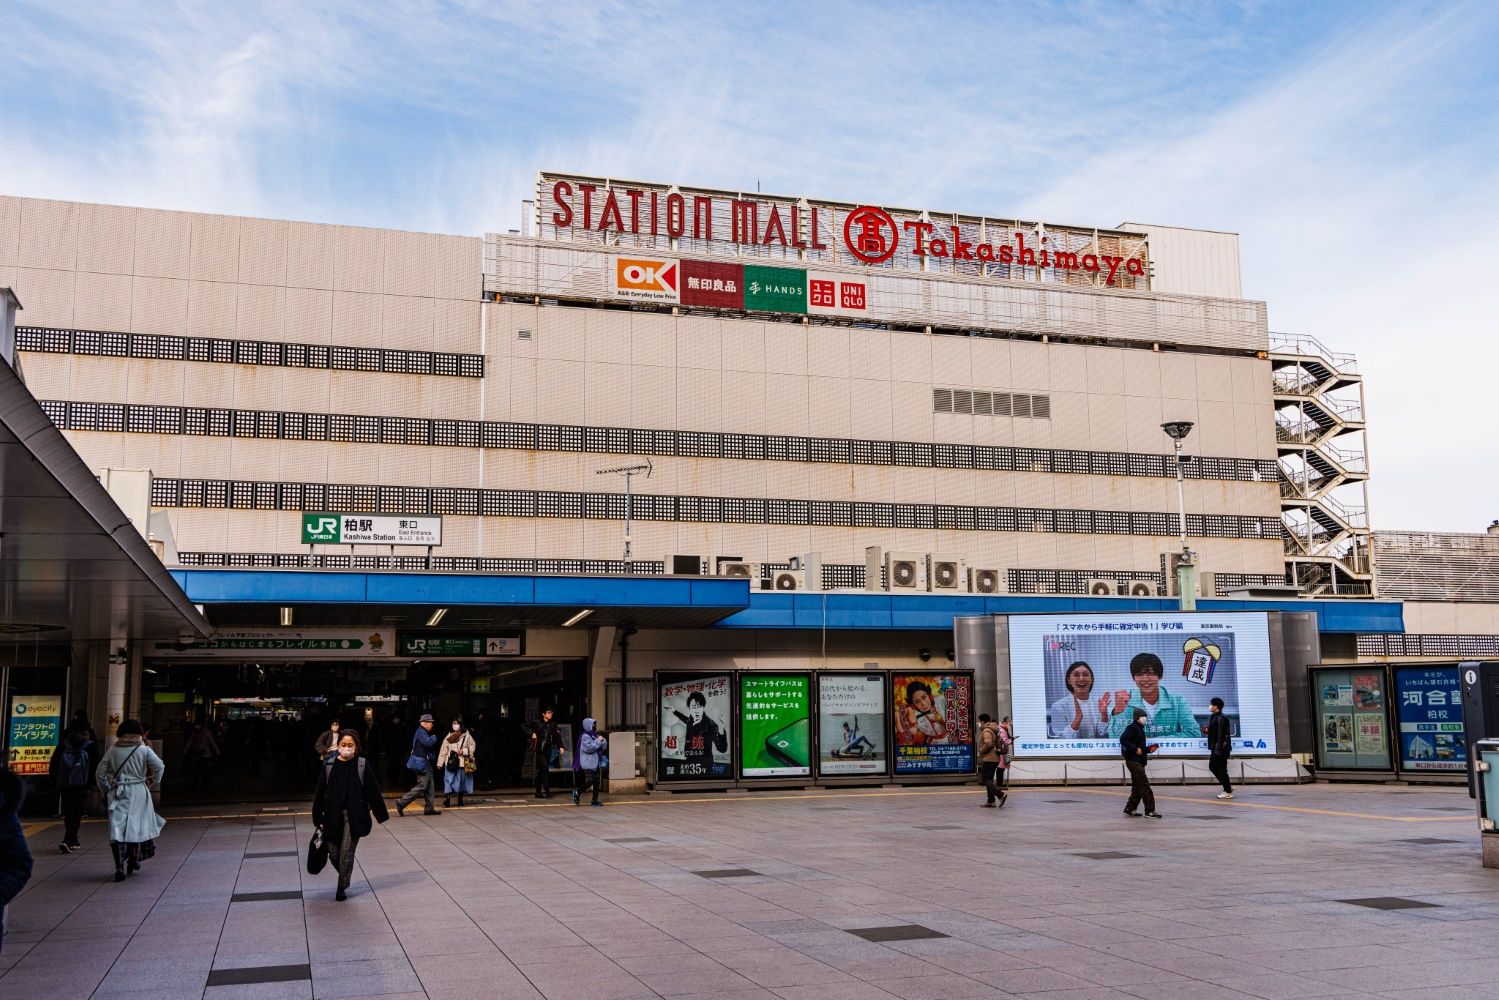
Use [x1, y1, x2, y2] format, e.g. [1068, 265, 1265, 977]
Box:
[4, 0, 1497, 532]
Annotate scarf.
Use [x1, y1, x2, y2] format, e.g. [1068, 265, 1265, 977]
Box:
[446, 730, 464, 744]
[114, 734, 144, 748]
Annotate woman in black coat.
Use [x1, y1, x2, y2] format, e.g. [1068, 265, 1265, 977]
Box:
[312, 731, 389, 901]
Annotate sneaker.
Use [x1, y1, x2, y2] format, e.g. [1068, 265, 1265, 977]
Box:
[997, 792, 1008, 808]
[1123, 809, 1140, 817]
[59, 842, 70, 854]
[590, 801, 603, 807]
[1145, 811, 1164, 819]
[981, 801, 996, 808]
[1217, 792, 1234, 799]
[572, 790, 581, 805]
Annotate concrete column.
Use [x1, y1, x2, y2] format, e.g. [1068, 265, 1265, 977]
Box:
[106, 638, 128, 736]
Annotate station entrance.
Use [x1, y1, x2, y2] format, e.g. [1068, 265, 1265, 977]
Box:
[140, 656, 589, 803]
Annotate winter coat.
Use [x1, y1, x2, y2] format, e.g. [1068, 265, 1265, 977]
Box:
[0, 769, 34, 953]
[573, 718, 607, 771]
[314, 729, 343, 758]
[408, 726, 440, 767]
[95, 737, 167, 843]
[977, 722, 1009, 765]
[435, 731, 476, 771]
[1119, 720, 1153, 765]
[312, 755, 389, 844]
[1206, 712, 1232, 756]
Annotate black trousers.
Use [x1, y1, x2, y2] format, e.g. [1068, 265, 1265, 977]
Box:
[1125, 760, 1155, 814]
[535, 753, 552, 794]
[979, 761, 1005, 803]
[60, 789, 87, 846]
[1209, 753, 1233, 793]
[577, 766, 602, 803]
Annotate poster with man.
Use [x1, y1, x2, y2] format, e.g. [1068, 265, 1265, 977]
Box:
[1007, 612, 1277, 757]
[658, 673, 732, 781]
[891, 673, 973, 774]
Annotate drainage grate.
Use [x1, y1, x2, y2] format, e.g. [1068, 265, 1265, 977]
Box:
[848, 924, 949, 943]
[1184, 815, 1233, 821]
[1073, 851, 1142, 860]
[694, 869, 761, 879]
[207, 964, 311, 986]
[1339, 897, 1439, 910]
[606, 837, 656, 844]
[1397, 837, 1463, 845]
[915, 824, 963, 830]
[230, 890, 304, 902]
[243, 851, 298, 859]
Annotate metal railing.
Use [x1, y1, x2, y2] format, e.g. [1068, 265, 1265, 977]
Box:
[1269, 331, 1359, 373]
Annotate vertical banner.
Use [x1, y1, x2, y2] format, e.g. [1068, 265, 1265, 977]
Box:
[7, 695, 62, 775]
[658, 673, 732, 781]
[738, 673, 811, 778]
[1395, 666, 1466, 772]
[892, 674, 973, 774]
[817, 674, 887, 776]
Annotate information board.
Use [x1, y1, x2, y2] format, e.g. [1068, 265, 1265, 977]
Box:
[7, 696, 61, 775]
[739, 673, 811, 778]
[1394, 665, 1466, 772]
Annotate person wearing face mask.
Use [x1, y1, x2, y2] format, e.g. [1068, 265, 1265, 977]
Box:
[312, 731, 389, 901]
[395, 714, 441, 816]
[1119, 708, 1163, 819]
[313, 718, 343, 761]
[437, 717, 476, 808]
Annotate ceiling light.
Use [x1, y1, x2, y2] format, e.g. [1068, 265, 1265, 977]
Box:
[561, 609, 593, 627]
[279, 606, 293, 626]
[425, 608, 448, 627]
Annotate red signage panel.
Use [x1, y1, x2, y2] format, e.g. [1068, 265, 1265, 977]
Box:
[681, 259, 745, 309]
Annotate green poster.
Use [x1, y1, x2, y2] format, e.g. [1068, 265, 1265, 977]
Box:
[739, 673, 811, 777]
[742, 265, 808, 314]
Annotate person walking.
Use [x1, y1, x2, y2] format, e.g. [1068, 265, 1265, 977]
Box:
[976, 714, 1008, 808]
[0, 768, 34, 955]
[312, 730, 389, 901]
[313, 718, 343, 761]
[571, 719, 607, 807]
[527, 707, 562, 799]
[395, 714, 441, 816]
[95, 720, 167, 881]
[1206, 697, 1234, 799]
[438, 717, 476, 808]
[1120, 708, 1162, 819]
[182, 720, 220, 793]
[49, 725, 98, 852]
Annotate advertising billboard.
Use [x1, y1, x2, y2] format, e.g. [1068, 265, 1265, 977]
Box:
[817, 674, 887, 776]
[1008, 612, 1277, 757]
[892, 673, 973, 774]
[657, 673, 732, 781]
[7, 695, 61, 775]
[1394, 665, 1466, 772]
[739, 673, 811, 778]
[681, 259, 745, 309]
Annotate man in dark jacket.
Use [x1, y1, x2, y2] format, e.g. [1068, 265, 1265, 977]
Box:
[49, 725, 98, 852]
[395, 714, 441, 816]
[0, 768, 35, 954]
[528, 707, 563, 798]
[1120, 708, 1162, 819]
[1206, 697, 1234, 799]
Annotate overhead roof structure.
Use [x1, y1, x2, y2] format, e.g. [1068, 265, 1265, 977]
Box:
[1, 321, 212, 643]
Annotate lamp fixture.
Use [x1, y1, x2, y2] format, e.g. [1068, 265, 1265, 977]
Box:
[561, 609, 594, 627]
[279, 606, 293, 626]
[425, 608, 448, 627]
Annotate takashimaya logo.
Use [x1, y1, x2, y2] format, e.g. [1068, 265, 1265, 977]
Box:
[844, 206, 899, 264]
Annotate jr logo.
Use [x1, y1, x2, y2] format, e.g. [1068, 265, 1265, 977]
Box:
[302, 514, 342, 543]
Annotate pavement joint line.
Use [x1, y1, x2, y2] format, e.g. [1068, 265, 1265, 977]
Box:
[144, 785, 1475, 823]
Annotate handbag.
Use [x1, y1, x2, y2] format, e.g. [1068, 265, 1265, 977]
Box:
[306, 827, 328, 875]
[404, 736, 427, 773]
[463, 754, 476, 774]
[445, 750, 461, 773]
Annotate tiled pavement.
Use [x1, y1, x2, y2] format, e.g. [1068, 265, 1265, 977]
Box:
[3, 781, 1498, 999]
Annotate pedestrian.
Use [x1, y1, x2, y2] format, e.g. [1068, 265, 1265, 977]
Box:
[438, 717, 476, 808]
[571, 718, 607, 807]
[69, 710, 98, 744]
[313, 718, 343, 761]
[0, 768, 34, 955]
[183, 720, 220, 793]
[311, 730, 389, 901]
[395, 713, 441, 816]
[527, 707, 563, 799]
[1000, 715, 1014, 788]
[49, 724, 98, 853]
[1206, 696, 1234, 799]
[976, 714, 1008, 808]
[95, 719, 167, 881]
[1120, 708, 1162, 819]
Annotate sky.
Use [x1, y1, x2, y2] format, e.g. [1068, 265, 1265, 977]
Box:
[3, 0, 1496, 533]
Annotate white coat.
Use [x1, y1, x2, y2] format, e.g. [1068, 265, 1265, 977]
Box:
[95, 737, 167, 843]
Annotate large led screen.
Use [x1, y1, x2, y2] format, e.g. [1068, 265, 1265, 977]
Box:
[1008, 613, 1277, 757]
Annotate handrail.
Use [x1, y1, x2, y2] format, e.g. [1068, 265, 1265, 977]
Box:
[1269, 331, 1359, 372]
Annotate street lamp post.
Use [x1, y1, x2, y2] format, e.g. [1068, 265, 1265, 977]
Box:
[1161, 421, 1196, 610]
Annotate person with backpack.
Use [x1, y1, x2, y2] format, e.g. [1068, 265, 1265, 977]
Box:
[571, 718, 607, 807]
[49, 725, 98, 853]
[395, 714, 441, 816]
[311, 730, 388, 901]
[0, 767, 34, 955]
[977, 714, 1009, 808]
[94, 719, 166, 881]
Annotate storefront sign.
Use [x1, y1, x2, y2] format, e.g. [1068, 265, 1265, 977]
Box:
[818, 674, 887, 776]
[1008, 613, 1278, 757]
[807, 271, 870, 317]
[743, 265, 807, 314]
[658, 673, 732, 781]
[739, 673, 811, 778]
[147, 629, 394, 658]
[681, 259, 744, 309]
[892, 673, 973, 774]
[397, 633, 523, 657]
[1395, 666, 1466, 772]
[6, 696, 61, 775]
[611, 255, 680, 303]
[302, 513, 442, 546]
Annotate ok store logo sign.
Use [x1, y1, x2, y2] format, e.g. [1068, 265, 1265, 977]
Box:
[611, 256, 680, 302]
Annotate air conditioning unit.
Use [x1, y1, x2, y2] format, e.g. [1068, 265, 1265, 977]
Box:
[718, 560, 760, 582]
[887, 552, 926, 591]
[968, 567, 1001, 594]
[790, 552, 823, 592]
[928, 554, 966, 591]
[668, 554, 708, 575]
[1086, 579, 1118, 596]
[865, 545, 885, 592]
[1125, 580, 1157, 598]
[770, 568, 804, 591]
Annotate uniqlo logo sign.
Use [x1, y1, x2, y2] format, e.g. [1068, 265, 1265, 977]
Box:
[681, 259, 745, 309]
[807, 272, 868, 316]
[611, 256, 679, 302]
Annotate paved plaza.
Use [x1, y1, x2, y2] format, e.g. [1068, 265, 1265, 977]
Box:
[3, 781, 1497, 999]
